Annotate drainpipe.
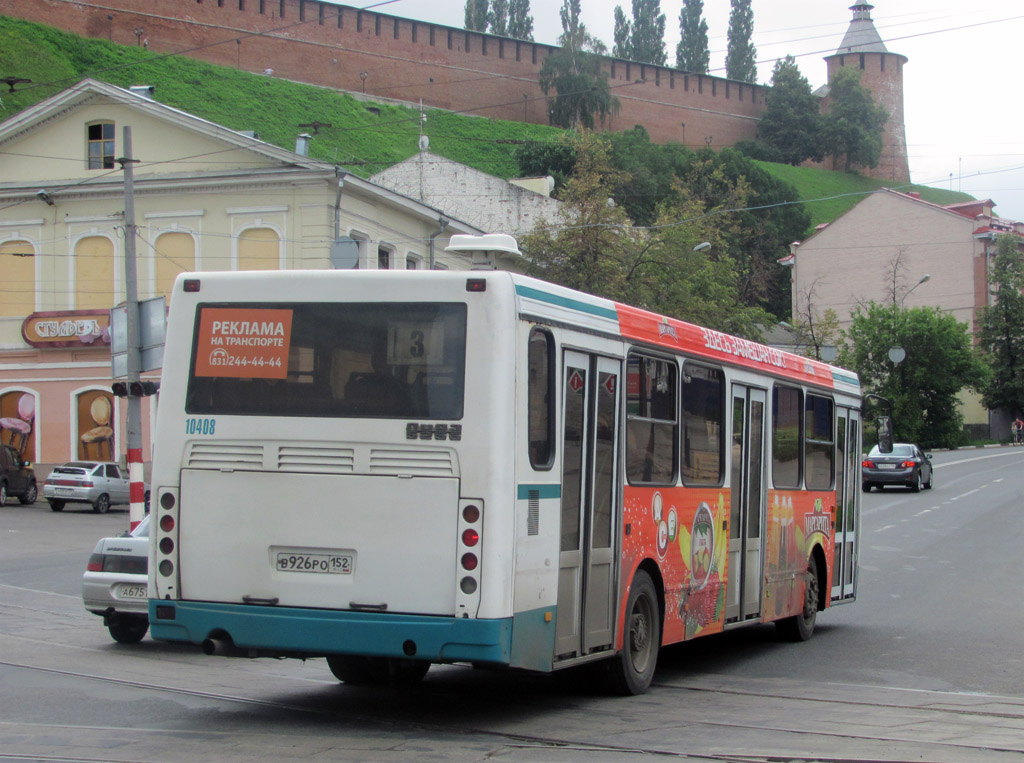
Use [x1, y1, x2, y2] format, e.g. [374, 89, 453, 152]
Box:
[334, 170, 346, 240]
[428, 217, 449, 270]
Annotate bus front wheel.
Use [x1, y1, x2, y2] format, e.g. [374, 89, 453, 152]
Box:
[607, 569, 660, 695]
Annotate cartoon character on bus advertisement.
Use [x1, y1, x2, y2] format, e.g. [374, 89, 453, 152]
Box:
[677, 498, 727, 639]
[623, 488, 728, 643]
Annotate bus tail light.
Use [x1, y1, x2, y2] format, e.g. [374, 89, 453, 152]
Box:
[153, 487, 180, 599]
[456, 500, 483, 617]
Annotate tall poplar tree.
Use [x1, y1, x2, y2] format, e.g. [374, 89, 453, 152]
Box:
[676, 0, 709, 73]
[488, 0, 509, 36]
[539, 0, 618, 129]
[464, 0, 488, 32]
[508, 0, 534, 40]
[725, 0, 757, 83]
[613, 6, 632, 59]
[628, 0, 667, 66]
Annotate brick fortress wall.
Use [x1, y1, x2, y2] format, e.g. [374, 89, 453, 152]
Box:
[2, 0, 766, 149]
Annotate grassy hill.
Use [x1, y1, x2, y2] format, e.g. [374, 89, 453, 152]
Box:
[0, 15, 974, 233]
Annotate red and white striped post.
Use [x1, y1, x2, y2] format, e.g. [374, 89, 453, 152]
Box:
[118, 126, 146, 532]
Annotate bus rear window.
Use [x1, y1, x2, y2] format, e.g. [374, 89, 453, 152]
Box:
[186, 302, 467, 419]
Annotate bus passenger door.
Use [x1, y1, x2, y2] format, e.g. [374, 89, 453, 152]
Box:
[831, 408, 860, 601]
[725, 385, 766, 623]
[556, 351, 620, 658]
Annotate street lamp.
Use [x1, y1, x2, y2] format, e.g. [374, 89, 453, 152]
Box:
[891, 274, 932, 363]
[900, 273, 931, 308]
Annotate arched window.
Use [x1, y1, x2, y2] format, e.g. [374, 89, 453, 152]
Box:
[237, 227, 280, 271]
[0, 389, 38, 463]
[153, 231, 196, 298]
[74, 236, 115, 309]
[87, 121, 115, 170]
[0, 240, 35, 317]
[75, 389, 115, 461]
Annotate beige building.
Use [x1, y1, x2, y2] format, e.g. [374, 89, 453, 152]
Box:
[789, 189, 1024, 437]
[0, 78, 515, 471]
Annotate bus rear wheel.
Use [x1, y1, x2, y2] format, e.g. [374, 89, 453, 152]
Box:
[777, 559, 820, 642]
[607, 569, 660, 695]
[327, 655, 429, 686]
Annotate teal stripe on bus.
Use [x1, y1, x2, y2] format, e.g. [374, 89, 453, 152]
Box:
[515, 285, 619, 322]
[831, 369, 859, 387]
[517, 484, 562, 500]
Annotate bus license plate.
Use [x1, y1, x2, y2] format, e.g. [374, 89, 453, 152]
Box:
[117, 584, 148, 599]
[275, 552, 352, 575]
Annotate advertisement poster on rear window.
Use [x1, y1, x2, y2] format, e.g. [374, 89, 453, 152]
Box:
[194, 307, 293, 379]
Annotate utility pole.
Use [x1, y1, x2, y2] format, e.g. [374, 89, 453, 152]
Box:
[117, 126, 146, 532]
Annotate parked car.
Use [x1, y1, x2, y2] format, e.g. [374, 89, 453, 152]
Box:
[44, 461, 144, 513]
[82, 514, 150, 643]
[0, 443, 37, 506]
[862, 443, 933, 492]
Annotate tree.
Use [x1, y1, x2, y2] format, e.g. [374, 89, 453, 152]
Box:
[675, 0, 709, 73]
[725, 0, 757, 83]
[488, 0, 509, 36]
[519, 132, 770, 338]
[756, 55, 823, 165]
[507, 0, 534, 40]
[464, 0, 489, 32]
[978, 234, 1024, 415]
[613, 6, 632, 59]
[843, 303, 987, 448]
[520, 132, 641, 300]
[819, 67, 888, 171]
[627, 0, 667, 66]
[539, 0, 619, 130]
[791, 275, 841, 359]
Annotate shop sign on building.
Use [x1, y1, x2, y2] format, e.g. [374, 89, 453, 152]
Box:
[21, 310, 111, 348]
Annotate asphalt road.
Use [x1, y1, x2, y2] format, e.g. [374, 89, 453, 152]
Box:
[2, 447, 1023, 762]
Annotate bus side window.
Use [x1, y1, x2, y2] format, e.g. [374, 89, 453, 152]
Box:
[681, 363, 724, 485]
[772, 385, 802, 488]
[626, 354, 677, 485]
[527, 329, 554, 469]
[805, 394, 835, 489]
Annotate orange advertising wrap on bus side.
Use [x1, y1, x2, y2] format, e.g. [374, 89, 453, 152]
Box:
[193, 307, 293, 379]
[617, 484, 837, 650]
[614, 304, 836, 388]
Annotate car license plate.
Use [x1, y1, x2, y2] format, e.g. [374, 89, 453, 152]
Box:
[56, 488, 77, 496]
[117, 584, 148, 599]
[276, 552, 353, 575]
[877, 463, 896, 470]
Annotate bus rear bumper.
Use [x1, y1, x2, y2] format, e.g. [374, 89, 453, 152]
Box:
[149, 600, 513, 664]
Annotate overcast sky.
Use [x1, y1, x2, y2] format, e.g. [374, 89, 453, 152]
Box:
[361, 1, 1024, 221]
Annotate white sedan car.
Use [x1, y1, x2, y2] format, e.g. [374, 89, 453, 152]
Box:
[82, 515, 150, 643]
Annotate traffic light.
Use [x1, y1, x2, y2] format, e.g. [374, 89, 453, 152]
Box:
[112, 381, 160, 397]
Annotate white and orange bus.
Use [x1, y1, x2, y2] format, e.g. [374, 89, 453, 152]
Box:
[148, 251, 863, 694]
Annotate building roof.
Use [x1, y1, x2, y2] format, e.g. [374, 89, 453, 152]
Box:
[832, 3, 890, 56]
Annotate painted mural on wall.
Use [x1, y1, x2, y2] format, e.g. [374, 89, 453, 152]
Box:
[0, 391, 36, 459]
[76, 390, 114, 460]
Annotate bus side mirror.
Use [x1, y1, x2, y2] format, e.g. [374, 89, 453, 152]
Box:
[877, 416, 893, 453]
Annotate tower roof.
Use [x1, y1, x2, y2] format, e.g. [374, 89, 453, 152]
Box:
[835, 3, 888, 55]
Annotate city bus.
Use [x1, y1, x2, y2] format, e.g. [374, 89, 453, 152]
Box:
[148, 253, 863, 694]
